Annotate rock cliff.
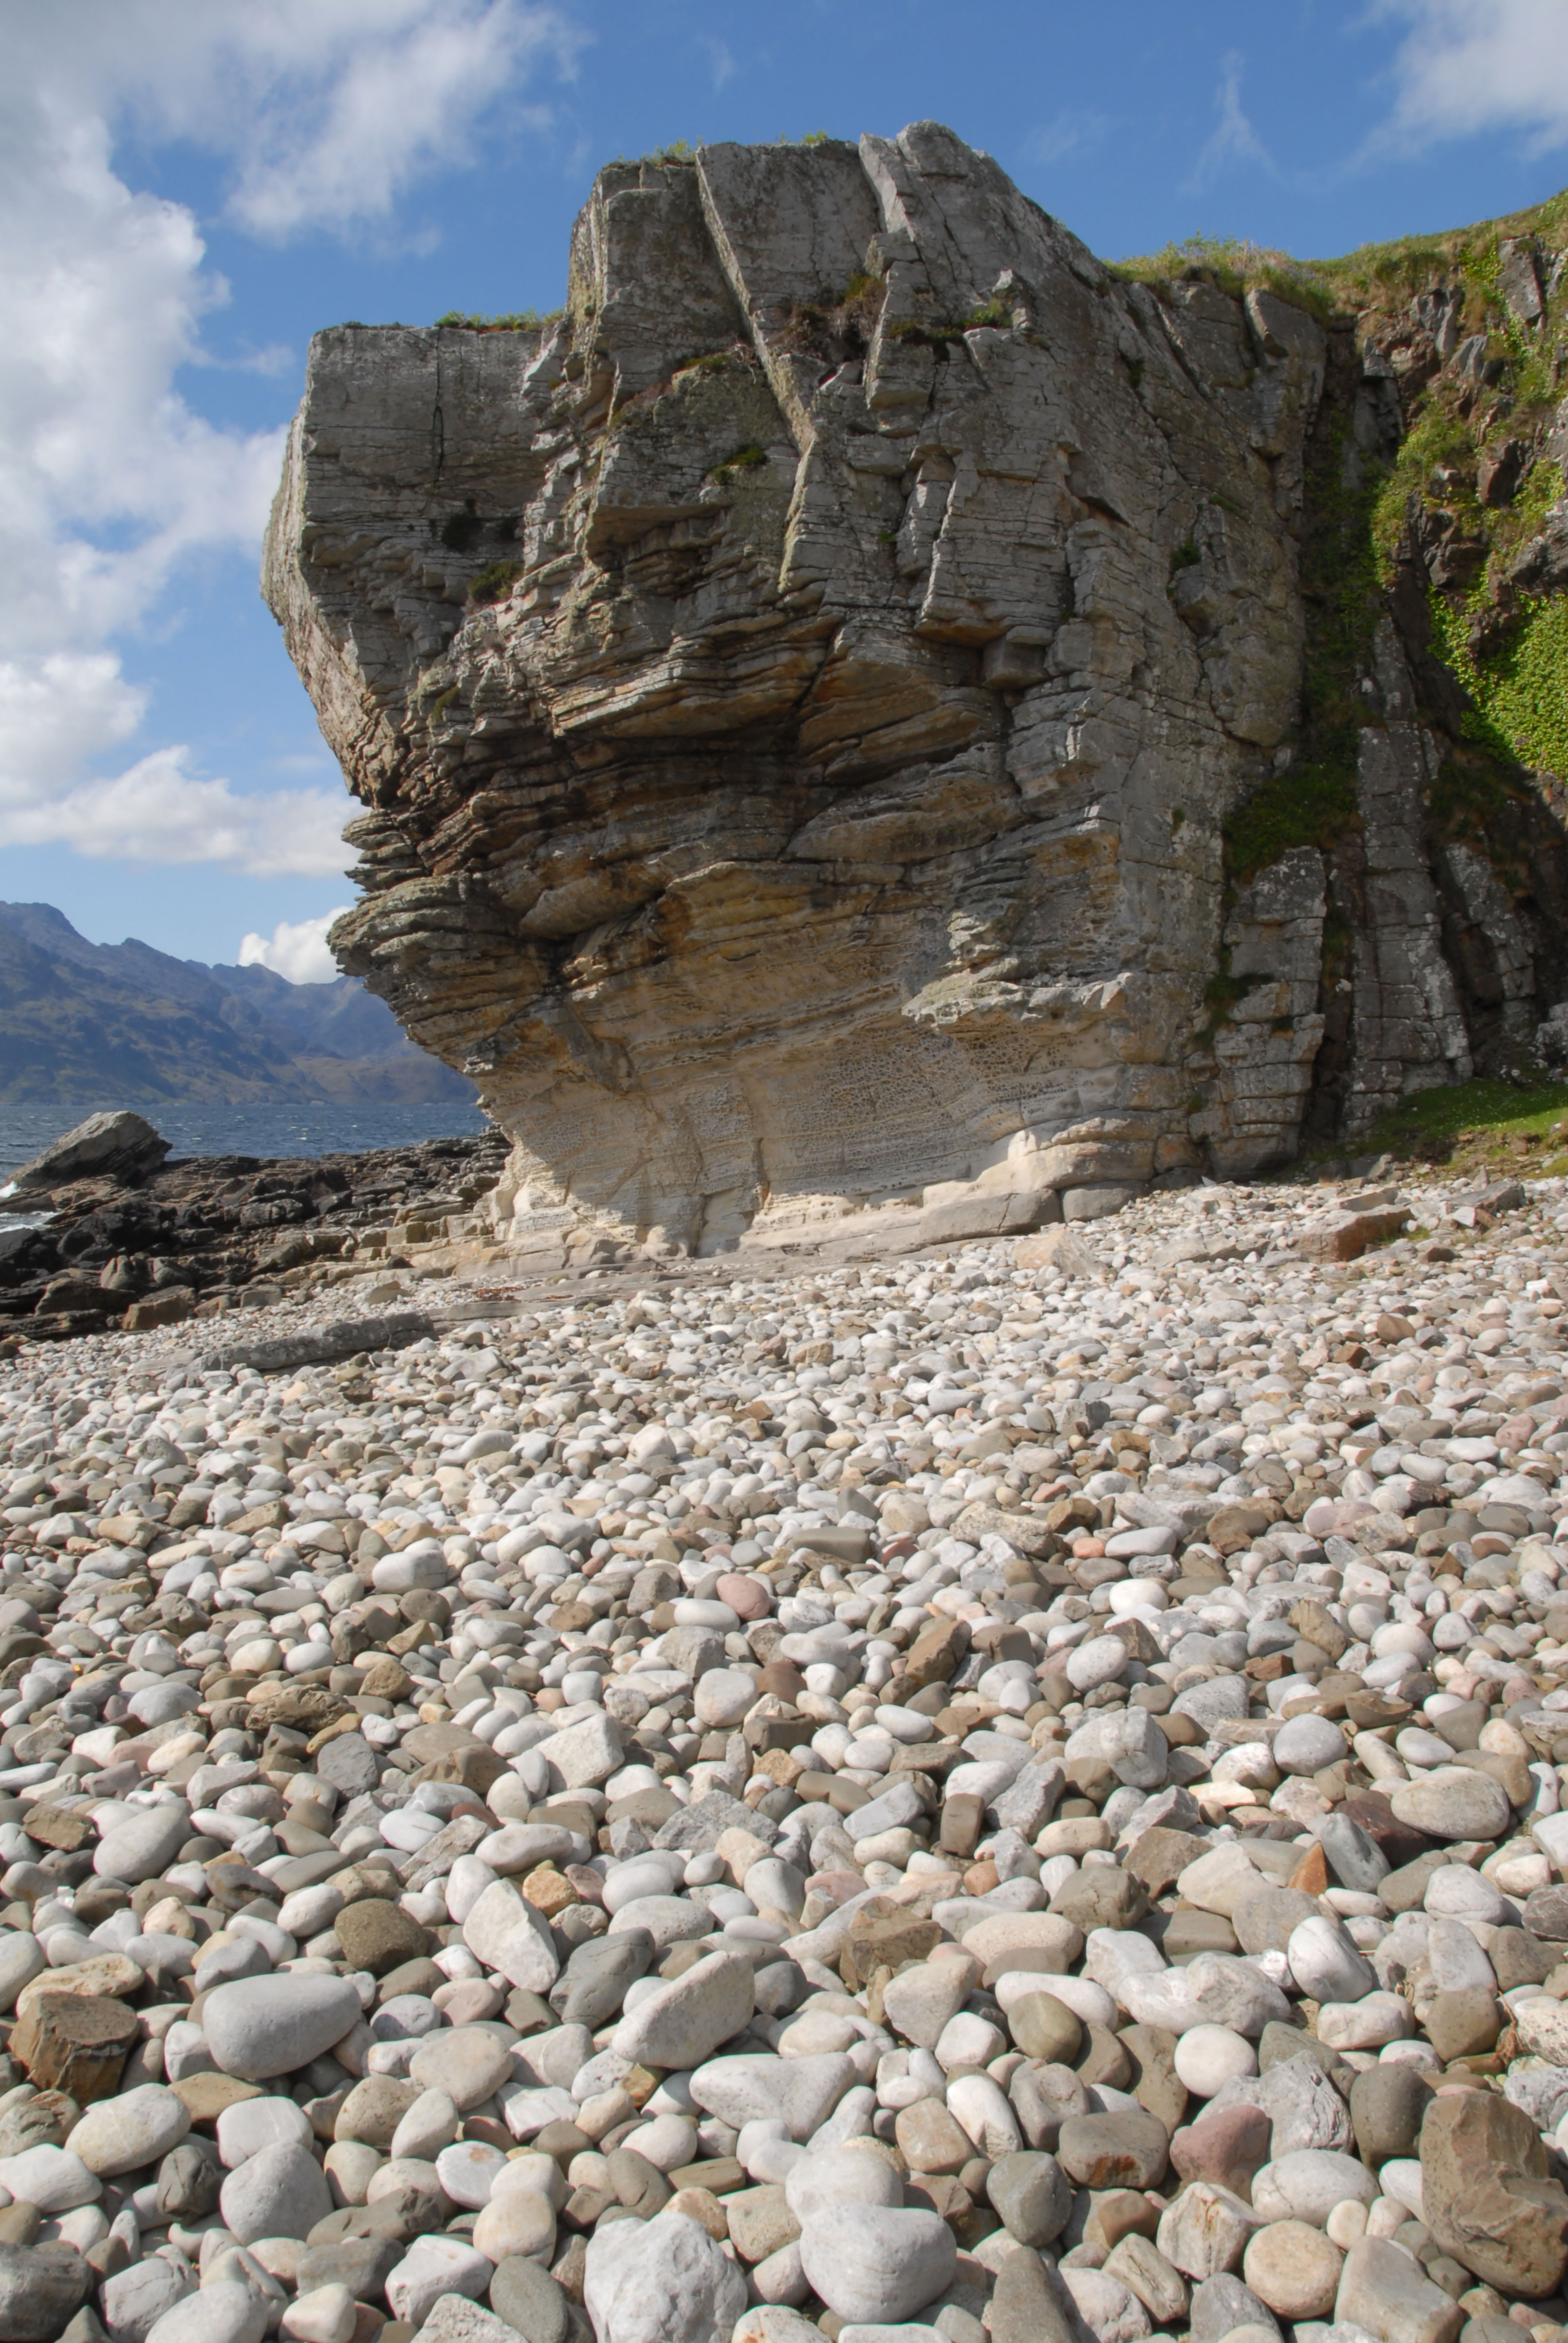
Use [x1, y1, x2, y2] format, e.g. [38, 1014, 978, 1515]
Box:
[263, 125, 1568, 1263]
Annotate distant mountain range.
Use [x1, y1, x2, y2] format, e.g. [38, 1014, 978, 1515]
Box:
[0, 903, 476, 1105]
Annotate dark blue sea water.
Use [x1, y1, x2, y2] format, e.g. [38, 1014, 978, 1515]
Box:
[0, 1100, 493, 1178]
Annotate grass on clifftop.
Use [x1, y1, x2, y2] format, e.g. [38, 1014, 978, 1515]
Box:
[1305, 1073, 1568, 1177]
[433, 309, 561, 332]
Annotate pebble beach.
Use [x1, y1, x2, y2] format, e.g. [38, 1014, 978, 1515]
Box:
[3, 1169, 1568, 2343]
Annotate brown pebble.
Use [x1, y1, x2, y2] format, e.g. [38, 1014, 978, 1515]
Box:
[1289, 1842, 1329, 1895]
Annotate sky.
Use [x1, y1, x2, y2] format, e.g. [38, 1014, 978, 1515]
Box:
[6, 0, 1568, 982]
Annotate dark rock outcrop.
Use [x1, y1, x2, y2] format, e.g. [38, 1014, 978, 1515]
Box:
[0, 1128, 507, 1339]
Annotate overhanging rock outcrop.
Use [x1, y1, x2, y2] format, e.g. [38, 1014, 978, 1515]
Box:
[263, 125, 1568, 1262]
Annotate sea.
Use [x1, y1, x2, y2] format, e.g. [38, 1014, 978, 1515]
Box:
[0, 1100, 494, 1181]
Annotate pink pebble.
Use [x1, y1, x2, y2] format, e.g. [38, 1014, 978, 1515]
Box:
[715, 1572, 771, 1621]
[433, 1977, 505, 2024]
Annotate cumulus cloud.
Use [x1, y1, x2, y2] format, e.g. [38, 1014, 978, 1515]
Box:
[0, 2, 574, 878]
[1378, 0, 1568, 151]
[0, 746, 351, 876]
[239, 907, 353, 982]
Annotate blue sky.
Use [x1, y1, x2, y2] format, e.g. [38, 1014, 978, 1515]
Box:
[4, 0, 1568, 977]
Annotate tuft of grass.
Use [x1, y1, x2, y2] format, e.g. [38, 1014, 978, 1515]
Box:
[1317, 1072, 1568, 1175]
[1224, 765, 1361, 888]
[467, 559, 524, 606]
[706, 444, 769, 489]
[433, 308, 561, 332]
[1110, 233, 1336, 323]
[1431, 588, 1568, 782]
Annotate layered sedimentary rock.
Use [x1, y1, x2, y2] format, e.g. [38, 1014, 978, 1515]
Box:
[263, 125, 1568, 1261]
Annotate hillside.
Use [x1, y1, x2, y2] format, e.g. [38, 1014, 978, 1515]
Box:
[0, 903, 476, 1106]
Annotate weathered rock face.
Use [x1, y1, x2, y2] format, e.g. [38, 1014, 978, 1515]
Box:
[263, 125, 1568, 1262]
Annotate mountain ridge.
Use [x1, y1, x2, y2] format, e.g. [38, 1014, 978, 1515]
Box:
[0, 902, 476, 1106]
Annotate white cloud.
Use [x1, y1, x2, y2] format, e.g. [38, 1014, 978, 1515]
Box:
[1025, 110, 1112, 170]
[239, 907, 353, 982]
[703, 39, 738, 93]
[0, 2, 574, 879]
[0, 739, 351, 876]
[1377, 0, 1568, 151]
[1186, 51, 1275, 190]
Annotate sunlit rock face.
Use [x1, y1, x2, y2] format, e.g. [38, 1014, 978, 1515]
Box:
[264, 122, 1329, 1260]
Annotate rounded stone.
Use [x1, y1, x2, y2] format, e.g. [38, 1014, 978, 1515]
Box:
[1057, 2112, 1171, 2191]
[984, 2149, 1071, 2246]
[93, 1803, 191, 1884]
[0, 2145, 99, 2211]
[333, 1899, 436, 1977]
[693, 1670, 758, 1729]
[881, 1965, 970, 2050]
[1242, 2218, 1343, 2318]
[101, 2253, 193, 2343]
[1006, 1992, 1082, 2066]
[601, 1855, 685, 1915]
[128, 1682, 201, 1727]
[1525, 1884, 1568, 1941]
[1348, 2064, 1433, 2166]
[606, 1894, 709, 1952]
[218, 2138, 334, 2244]
[322, 2140, 383, 2206]
[386, 2234, 495, 2329]
[1233, 1887, 1318, 1957]
[388, 2086, 460, 2164]
[620, 2114, 699, 2173]
[715, 1575, 771, 1622]
[610, 1948, 756, 2073]
[1285, 1916, 1378, 2005]
[335, 2076, 422, 2152]
[1423, 1987, 1502, 2062]
[1170, 2104, 1273, 2199]
[896, 2100, 975, 2176]
[202, 1972, 362, 2082]
[146, 2280, 267, 2343]
[797, 2203, 958, 2324]
[0, 1932, 44, 2012]
[1388, 1771, 1512, 1843]
[491, 2255, 571, 2343]
[0, 2230, 92, 2338]
[408, 2025, 514, 2111]
[1066, 1635, 1131, 1693]
[282, 2283, 356, 2343]
[1250, 2148, 1377, 2228]
[157, 2139, 222, 2220]
[474, 2183, 559, 2264]
[216, 2096, 313, 2168]
[1174, 2025, 1258, 2098]
[584, 2203, 748, 2343]
[1424, 1866, 1508, 1925]
[436, 2139, 508, 2208]
[67, 2084, 190, 2176]
[1272, 1716, 1348, 1776]
[785, 2143, 903, 2224]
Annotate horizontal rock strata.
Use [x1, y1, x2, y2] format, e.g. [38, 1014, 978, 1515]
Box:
[264, 126, 1326, 1258]
[265, 127, 1568, 1260]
